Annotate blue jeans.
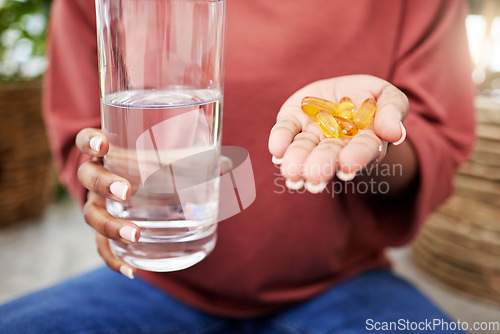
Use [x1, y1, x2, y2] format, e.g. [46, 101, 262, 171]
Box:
[0, 268, 464, 334]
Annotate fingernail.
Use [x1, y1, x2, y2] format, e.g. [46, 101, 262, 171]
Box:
[120, 265, 134, 279]
[272, 156, 283, 165]
[286, 179, 304, 190]
[393, 122, 406, 146]
[110, 182, 128, 200]
[337, 170, 357, 181]
[119, 225, 138, 243]
[90, 136, 103, 152]
[304, 181, 327, 194]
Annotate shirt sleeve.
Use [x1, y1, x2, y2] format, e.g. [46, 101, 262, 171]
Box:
[43, 0, 99, 205]
[346, 0, 476, 248]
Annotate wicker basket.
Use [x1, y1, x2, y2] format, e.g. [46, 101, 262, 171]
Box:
[0, 81, 54, 226]
[412, 95, 500, 304]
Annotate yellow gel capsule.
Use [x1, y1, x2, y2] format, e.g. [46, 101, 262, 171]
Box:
[332, 115, 358, 137]
[353, 98, 377, 129]
[316, 110, 340, 138]
[338, 97, 354, 120]
[301, 96, 339, 119]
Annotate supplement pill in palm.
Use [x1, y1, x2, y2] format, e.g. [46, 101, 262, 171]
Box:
[332, 115, 358, 137]
[338, 97, 354, 120]
[301, 96, 339, 119]
[353, 98, 377, 129]
[315, 110, 340, 138]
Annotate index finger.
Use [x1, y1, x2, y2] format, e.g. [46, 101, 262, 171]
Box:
[76, 128, 109, 158]
[268, 115, 302, 160]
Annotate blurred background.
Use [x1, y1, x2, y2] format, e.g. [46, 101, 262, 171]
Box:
[0, 0, 500, 333]
[468, 0, 500, 96]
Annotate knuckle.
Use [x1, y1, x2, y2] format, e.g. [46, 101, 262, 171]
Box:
[273, 117, 301, 133]
[284, 120, 300, 132]
[288, 140, 316, 153]
[102, 216, 117, 239]
[316, 143, 343, 156]
[77, 162, 87, 183]
[92, 172, 104, 193]
[293, 132, 319, 144]
[318, 138, 344, 147]
[82, 202, 94, 226]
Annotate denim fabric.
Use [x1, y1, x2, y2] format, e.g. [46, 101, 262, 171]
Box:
[0, 268, 464, 334]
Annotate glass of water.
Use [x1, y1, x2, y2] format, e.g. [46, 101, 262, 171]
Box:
[95, 0, 226, 272]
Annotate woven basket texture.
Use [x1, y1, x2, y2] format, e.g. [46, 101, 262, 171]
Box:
[0, 81, 54, 226]
[412, 95, 500, 304]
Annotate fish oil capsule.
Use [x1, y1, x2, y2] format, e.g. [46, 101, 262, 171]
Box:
[353, 98, 377, 129]
[332, 115, 358, 137]
[301, 96, 339, 119]
[315, 110, 340, 138]
[338, 97, 354, 120]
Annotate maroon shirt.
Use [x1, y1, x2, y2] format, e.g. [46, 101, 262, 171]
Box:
[44, 0, 475, 317]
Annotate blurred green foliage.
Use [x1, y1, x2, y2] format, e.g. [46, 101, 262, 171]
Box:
[0, 0, 52, 81]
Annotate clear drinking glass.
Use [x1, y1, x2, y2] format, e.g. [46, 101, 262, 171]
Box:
[95, 0, 226, 272]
